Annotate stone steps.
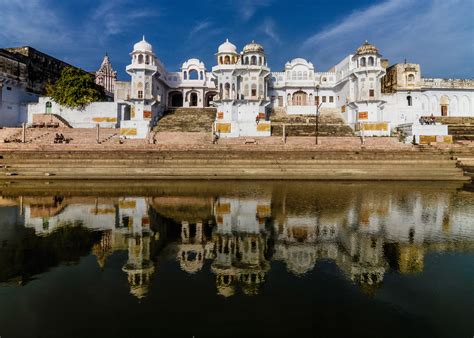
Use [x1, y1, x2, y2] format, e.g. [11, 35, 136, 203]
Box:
[270, 111, 354, 137]
[155, 108, 216, 133]
[0, 150, 467, 181]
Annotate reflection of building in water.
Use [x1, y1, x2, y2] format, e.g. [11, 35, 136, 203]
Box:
[211, 198, 272, 297]
[11, 186, 474, 299]
[22, 196, 157, 299]
[119, 198, 155, 299]
[178, 221, 213, 274]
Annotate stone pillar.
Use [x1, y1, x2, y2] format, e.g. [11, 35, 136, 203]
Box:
[96, 124, 100, 144]
[282, 124, 286, 144]
[22, 123, 26, 143]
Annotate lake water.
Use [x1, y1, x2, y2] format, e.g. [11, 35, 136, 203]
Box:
[0, 181, 473, 338]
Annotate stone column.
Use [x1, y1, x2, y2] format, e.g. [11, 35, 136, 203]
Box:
[96, 124, 100, 144]
[22, 123, 26, 143]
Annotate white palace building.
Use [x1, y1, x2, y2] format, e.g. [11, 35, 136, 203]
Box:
[26, 37, 474, 138]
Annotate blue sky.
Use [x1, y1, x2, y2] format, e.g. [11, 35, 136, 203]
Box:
[1, 0, 473, 80]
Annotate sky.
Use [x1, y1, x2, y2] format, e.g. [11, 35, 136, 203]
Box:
[1, 0, 473, 80]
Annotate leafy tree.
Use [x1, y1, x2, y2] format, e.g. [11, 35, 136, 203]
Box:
[47, 66, 106, 109]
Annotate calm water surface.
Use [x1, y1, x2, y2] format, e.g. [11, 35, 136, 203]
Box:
[0, 181, 473, 338]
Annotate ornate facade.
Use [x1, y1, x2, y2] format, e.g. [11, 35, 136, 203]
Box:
[95, 53, 117, 95]
[110, 37, 474, 138]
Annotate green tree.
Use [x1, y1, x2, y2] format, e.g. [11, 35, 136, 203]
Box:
[47, 66, 106, 109]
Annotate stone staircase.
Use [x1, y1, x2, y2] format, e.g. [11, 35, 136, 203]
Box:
[0, 149, 469, 181]
[155, 108, 217, 133]
[32, 114, 73, 128]
[429, 116, 474, 141]
[270, 108, 354, 137]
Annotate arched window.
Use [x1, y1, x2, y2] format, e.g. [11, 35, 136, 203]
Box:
[232, 83, 236, 98]
[189, 69, 199, 80]
[244, 84, 249, 97]
[46, 101, 52, 114]
[368, 56, 374, 66]
[251, 83, 257, 97]
[224, 83, 230, 99]
[297, 71, 303, 80]
[251, 55, 257, 65]
[219, 56, 223, 64]
[360, 57, 366, 67]
[224, 55, 230, 64]
[407, 95, 412, 106]
[138, 54, 144, 64]
[200, 71, 204, 80]
[408, 74, 415, 82]
[145, 55, 150, 65]
[183, 71, 187, 80]
[258, 56, 262, 65]
[303, 72, 308, 80]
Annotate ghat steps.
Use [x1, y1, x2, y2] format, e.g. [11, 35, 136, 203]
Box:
[0, 150, 468, 181]
[270, 108, 354, 137]
[429, 116, 474, 141]
[155, 108, 216, 133]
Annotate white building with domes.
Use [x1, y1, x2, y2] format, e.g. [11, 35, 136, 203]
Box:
[26, 36, 474, 139]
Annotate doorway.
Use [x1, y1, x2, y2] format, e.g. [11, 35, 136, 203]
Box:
[441, 105, 448, 116]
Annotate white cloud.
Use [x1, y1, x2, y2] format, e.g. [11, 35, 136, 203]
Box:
[301, 0, 474, 77]
[260, 18, 281, 44]
[188, 21, 212, 39]
[240, 0, 272, 20]
[0, 0, 69, 48]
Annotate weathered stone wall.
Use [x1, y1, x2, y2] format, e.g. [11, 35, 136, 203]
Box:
[1, 46, 78, 95]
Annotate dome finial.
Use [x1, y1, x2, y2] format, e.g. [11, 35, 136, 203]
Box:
[226, 38, 229, 42]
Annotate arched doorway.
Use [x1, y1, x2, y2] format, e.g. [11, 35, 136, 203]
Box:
[45, 101, 52, 114]
[190, 92, 198, 107]
[292, 91, 307, 106]
[169, 91, 183, 107]
[440, 95, 449, 116]
[205, 91, 217, 107]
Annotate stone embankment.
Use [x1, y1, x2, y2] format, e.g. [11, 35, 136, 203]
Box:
[0, 128, 472, 181]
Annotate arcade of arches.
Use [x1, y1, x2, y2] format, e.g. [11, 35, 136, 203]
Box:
[168, 91, 217, 108]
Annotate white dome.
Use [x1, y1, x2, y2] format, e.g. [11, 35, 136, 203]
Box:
[133, 36, 153, 53]
[218, 39, 237, 54]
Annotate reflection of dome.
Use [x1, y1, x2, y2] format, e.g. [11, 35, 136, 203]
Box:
[217, 284, 236, 297]
[218, 39, 237, 54]
[286, 246, 316, 276]
[243, 40, 264, 54]
[178, 247, 205, 274]
[216, 273, 236, 297]
[356, 41, 379, 55]
[130, 284, 150, 299]
[122, 263, 155, 299]
[134, 36, 153, 53]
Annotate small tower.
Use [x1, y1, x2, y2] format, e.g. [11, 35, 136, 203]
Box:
[95, 53, 117, 95]
[122, 36, 159, 138]
[347, 41, 387, 135]
[216, 39, 239, 65]
[212, 39, 271, 138]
